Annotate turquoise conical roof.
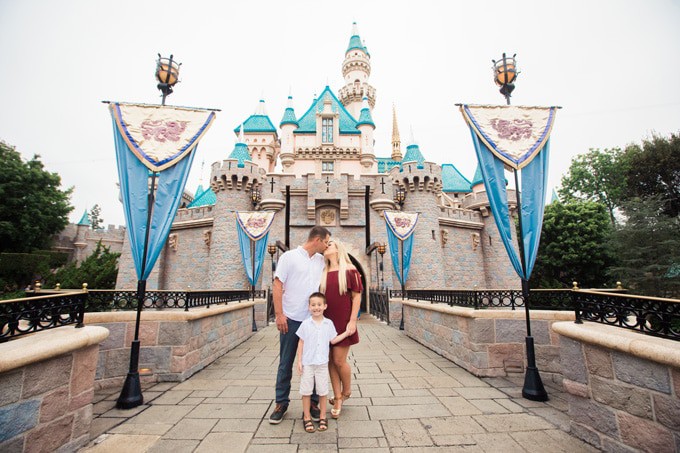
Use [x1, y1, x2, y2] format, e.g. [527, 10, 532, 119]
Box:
[229, 142, 251, 168]
[356, 96, 375, 127]
[346, 22, 369, 55]
[280, 95, 298, 127]
[441, 164, 472, 193]
[77, 209, 90, 226]
[471, 165, 484, 186]
[234, 100, 277, 133]
[194, 184, 205, 200]
[188, 187, 216, 208]
[402, 144, 425, 168]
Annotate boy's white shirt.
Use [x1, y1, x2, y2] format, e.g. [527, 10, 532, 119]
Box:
[296, 316, 338, 366]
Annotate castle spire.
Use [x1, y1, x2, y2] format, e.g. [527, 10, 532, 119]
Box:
[391, 104, 402, 161]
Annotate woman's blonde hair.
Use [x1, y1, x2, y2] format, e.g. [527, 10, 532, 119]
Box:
[320, 239, 355, 295]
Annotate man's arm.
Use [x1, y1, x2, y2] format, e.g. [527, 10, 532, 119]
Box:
[296, 338, 304, 374]
[273, 277, 288, 334]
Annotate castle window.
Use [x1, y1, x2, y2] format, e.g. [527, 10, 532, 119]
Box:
[322, 161, 334, 173]
[322, 118, 333, 143]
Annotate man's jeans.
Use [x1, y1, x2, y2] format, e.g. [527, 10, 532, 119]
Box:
[275, 318, 318, 406]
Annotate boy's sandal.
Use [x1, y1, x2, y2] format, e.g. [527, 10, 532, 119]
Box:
[303, 419, 315, 433]
[318, 418, 328, 432]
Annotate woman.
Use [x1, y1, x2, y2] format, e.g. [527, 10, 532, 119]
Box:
[320, 239, 362, 418]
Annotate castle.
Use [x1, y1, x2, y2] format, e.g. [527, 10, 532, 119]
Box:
[109, 23, 520, 310]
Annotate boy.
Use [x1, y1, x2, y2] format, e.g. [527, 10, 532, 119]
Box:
[296, 292, 351, 433]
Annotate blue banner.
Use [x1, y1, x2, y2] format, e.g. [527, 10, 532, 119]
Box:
[385, 216, 416, 286]
[112, 121, 195, 280]
[470, 128, 550, 280]
[237, 224, 269, 286]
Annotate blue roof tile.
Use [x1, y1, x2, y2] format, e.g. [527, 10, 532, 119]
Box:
[233, 115, 277, 133]
[188, 187, 216, 208]
[356, 107, 375, 127]
[77, 209, 90, 226]
[471, 165, 484, 186]
[402, 144, 425, 168]
[441, 164, 472, 193]
[376, 158, 402, 174]
[228, 142, 251, 168]
[295, 86, 361, 135]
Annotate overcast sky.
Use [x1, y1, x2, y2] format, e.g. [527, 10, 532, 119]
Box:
[1, 0, 679, 227]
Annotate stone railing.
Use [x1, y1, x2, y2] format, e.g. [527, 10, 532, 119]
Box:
[554, 321, 680, 452]
[400, 299, 573, 383]
[0, 326, 109, 452]
[86, 300, 260, 388]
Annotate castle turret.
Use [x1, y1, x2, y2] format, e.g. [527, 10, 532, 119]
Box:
[234, 99, 279, 173]
[356, 95, 376, 171]
[279, 94, 298, 171]
[339, 22, 376, 118]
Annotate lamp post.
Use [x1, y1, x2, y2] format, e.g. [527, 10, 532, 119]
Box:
[267, 244, 277, 324]
[492, 53, 518, 106]
[394, 186, 406, 209]
[492, 53, 547, 401]
[393, 187, 407, 329]
[377, 243, 386, 289]
[117, 54, 181, 410]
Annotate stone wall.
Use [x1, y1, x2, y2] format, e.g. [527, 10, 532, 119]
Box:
[85, 301, 256, 388]
[401, 299, 572, 382]
[553, 322, 680, 453]
[0, 326, 109, 453]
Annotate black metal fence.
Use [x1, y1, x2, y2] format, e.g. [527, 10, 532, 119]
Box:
[575, 290, 680, 341]
[369, 288, 390, 324]
[1, 289, 264, 342]
[0, 291, 86, 342]
[398, 288, 679, 341]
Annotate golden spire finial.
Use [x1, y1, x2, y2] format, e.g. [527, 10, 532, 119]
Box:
[391, 103, 402, 162]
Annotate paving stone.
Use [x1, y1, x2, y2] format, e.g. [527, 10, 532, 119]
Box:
[337, 420, 383, 438]
[422, 416, 485, 436]
[195, 432, 252, 453]
[469, 399, 510, 414]
[437, 397, 483, 416]
[186, 403, 269, 419]
[358, 383, 393, 397]
[128, 405, 193, 424]
[246, 444, 297, 453]
[254, 419, 294, 438]
[338, 437, 384, 448]
[81, 434, 160, 452]
[163, 418, 217, 439]
[455, 387, 507, 399]
[368, 403, 450, 420]
[147, 439, 200, 453]
[212, 418, 261, 432]
[472, 413, 554, 432]
[89, 417, 125, 439]
[371, 396, 440, 406]
[471, 432, 525, 452]
[110, 423, 173, 435]
[382, 419, 433, 447]
[430, 434, 477, 447]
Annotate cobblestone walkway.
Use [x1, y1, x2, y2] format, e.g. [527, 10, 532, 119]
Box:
[82, 316, 599, 452]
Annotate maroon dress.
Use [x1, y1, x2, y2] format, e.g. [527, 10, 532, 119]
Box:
[324, 269, 362, 347]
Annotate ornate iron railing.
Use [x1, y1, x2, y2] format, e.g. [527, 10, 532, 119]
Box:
[0, 291, 86, 342]
[87, 289, 253, 311]
[369, 288, 390, 324]
[575, 290, 680, 341]
[406, 289, 525, 309]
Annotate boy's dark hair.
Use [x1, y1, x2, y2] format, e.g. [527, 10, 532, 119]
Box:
[309, 292, 327, 304]
[308, 226, 331, 241]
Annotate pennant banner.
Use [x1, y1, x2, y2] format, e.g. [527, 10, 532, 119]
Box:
[384, 211, 418, 286]
[384, 211, 419, 240]
[236, 211, 275, 286]
[236, 211, 276, 241]
[460, 105, 557, 170]
[110, 103, 216, 280]
[110, 102, 216, 172]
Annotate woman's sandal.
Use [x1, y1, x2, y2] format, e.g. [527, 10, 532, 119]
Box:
[330, 397, 343, 419]
[303, 419, 315, 433]
[318, 418, 328, 432]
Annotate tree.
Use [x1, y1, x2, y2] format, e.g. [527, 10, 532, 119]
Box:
[609, 196, 680, 298]
[46, 241, 120, 289]
[558, 147, 629, 226]
[89, 204, 104, 230]
[0, 141, 73, 252]
[532, 200, 615, 288]
[623, 132, 680, 218]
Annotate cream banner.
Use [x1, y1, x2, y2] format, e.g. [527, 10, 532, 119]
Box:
[384, 211, 419, 240]
[460, 105, 557, 169]
[110, 102, 216, 171]
[236, 211, 276, 241]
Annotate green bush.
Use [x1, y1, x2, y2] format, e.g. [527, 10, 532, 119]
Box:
[45, 241, 120, 289]
[0, 252, 51, 291]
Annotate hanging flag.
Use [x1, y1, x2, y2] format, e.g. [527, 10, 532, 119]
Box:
[236, 211, 276, 286]
[110, 102, 216, 280]
[384, 211, 419, 285]
[460, 104, 556, 280]
[461, 105, 556, 170]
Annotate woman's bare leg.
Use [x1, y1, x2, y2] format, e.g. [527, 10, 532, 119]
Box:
[330, 345, 352, 402]
[328, 360, 342, 404]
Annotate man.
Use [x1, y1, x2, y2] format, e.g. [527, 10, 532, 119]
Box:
[269, 226, 331, 424]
